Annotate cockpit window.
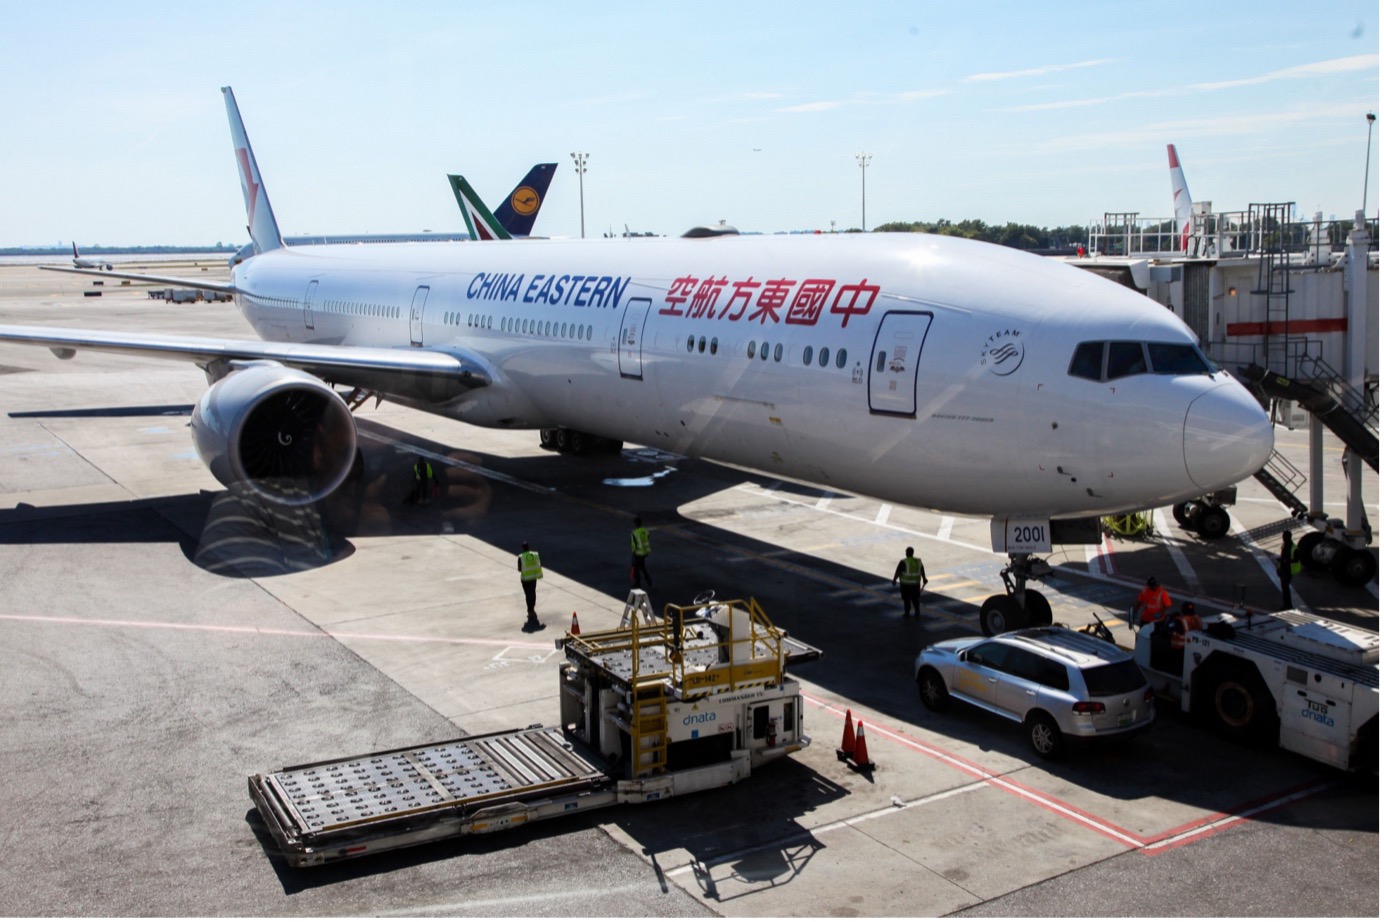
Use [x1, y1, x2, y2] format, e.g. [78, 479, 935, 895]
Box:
[1069, 341, 1104, 381]
[1148, 342, 1215, 375]
[1105, 341, 1147, 380]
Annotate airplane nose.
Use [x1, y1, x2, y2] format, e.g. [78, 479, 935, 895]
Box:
[1183, 382, 1274, 490]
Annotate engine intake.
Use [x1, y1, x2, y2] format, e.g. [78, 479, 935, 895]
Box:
[191, 364, 357, 506]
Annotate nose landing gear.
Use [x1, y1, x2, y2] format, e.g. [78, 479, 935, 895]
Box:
[979, 553, 1053, 635]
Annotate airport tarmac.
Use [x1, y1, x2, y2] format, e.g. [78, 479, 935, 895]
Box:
[0, 263, 1376, 917]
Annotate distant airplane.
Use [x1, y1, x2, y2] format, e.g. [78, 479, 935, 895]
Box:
[3, 87, 1274, 635]
[71, 243, 111, 271]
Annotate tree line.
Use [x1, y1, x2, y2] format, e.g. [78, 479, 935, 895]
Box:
[872, 219, 1088, 251]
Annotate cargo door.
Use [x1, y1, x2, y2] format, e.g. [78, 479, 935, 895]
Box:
[868, 310, 933, 416]
[618, 297, 652, 379]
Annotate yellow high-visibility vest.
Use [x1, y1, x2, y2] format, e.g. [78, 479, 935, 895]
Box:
[900, 556, 923, 585]
[520, 551, 543, 582]
[631, 527, 651, 556]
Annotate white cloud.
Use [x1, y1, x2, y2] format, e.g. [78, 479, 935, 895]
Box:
[964, 58, 1117, 82]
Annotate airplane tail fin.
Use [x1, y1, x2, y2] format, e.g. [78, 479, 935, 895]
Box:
[1167, 144, 1193, 255]
[492, 163, 557, 237]
[449, 174, 512, 241]
[222, 87, 284, 255]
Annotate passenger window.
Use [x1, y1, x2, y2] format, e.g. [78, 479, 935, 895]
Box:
[818, 347, 829, 367]
[699, 336, 707, 354]
[687, 336, 695, 353]
[835, 348, 847, 369]
[1069, 341, 1104, 380]
[747, 341, 757, 359]
[1106, 341, 1147, 379]
[760, 341, 770, 361]
[1035, 658, 1070, 691]
[710, 337, 718, 355]
[967, 642, 1008, 670]
[1148, 342, 1213, 375]
[876, 350, 886, 373]
[804, 346, 814, 366]
[773, 343, 783, 362]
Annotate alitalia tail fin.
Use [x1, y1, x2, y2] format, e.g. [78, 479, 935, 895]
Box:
[1168, 144, 1193, 255]
[222, 86, 284, 255]
[450, 174, 512, 241]
[492, 163, 557, 238]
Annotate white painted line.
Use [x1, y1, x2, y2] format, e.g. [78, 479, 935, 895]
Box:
[815, 492, 832, 510]
[937, 515, 954, 542]
[875, 503, 892, 525]
[1153, 507, 1203, 595]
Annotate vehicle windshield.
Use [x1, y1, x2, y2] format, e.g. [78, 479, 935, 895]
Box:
[1079, 660, 1147, 696]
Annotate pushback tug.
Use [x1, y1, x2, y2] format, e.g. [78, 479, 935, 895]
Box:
[248, 591, 821, 867]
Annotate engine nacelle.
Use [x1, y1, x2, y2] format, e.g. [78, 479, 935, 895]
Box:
[190, 363, 357, 506]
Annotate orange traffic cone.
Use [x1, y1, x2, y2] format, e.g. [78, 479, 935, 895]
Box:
[570, 612, 581, 635]
[836, 709, 855, 761]
[852, 719, 875, 770]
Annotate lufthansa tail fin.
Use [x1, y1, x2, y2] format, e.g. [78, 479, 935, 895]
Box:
[449, 174, 512, 241]
[492, 163, 557, 237]
[1168, 144, 1193, 255]
[222, 87, 284, 255]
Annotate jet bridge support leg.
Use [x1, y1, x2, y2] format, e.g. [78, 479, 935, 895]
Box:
[979, 553, 1054, 636]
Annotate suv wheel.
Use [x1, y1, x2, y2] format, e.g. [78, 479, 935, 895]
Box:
[918, 667, 949, 712]
[1024, 712, 1065, 759]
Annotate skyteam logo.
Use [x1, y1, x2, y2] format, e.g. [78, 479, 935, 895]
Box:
[980, 329, 1024, 376]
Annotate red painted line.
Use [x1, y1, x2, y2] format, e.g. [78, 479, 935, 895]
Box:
[803, 693, 1335, 855]
[0, 613, 553, 649]
[1226, 318, 1347, 336]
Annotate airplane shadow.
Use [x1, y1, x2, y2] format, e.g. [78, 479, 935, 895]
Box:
[0, 415, 1365, 842]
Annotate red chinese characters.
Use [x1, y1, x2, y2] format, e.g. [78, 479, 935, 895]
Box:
[658, 274, 879, 327]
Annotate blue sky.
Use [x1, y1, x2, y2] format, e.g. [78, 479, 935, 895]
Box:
[0, 1, 1377, 246]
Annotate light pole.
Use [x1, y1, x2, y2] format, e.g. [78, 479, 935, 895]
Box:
[570, 151, 588, 238]
[1364, 113, 1376, 215]
[855, 152, 872, 232]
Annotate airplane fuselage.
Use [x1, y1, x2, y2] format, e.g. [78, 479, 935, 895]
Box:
[231, 232, 1271, 518]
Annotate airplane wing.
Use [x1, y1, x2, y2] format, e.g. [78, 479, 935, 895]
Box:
[39, 264, 239, 294]
[0, 325, 490, 402]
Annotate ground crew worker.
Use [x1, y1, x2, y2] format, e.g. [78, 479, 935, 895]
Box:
[891, 546, 927, 617]
[517, 541, 544, 630]
[409, 454, 436, 506]
[1277, 530, 1299, 611]
[1133, 576, 1172, 624]
[630, 516, 653, 589]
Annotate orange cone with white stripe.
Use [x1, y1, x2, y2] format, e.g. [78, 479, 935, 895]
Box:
[852, 720, 874, 770]
[570, 612, 580, 635]
[836, 709, 855, 760]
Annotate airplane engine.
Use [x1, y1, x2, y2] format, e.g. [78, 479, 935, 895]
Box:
[190, 363, 357, 506]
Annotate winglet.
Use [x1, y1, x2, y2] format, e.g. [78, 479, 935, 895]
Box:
[1167, 144, 1193, 255]
[222, 87, 284, 255]
[492, 163, 557, 237]
[449, 174, 512, 241]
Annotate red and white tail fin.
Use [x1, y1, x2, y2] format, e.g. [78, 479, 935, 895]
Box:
[1168, 144, 1193, 255]
[221, 87, 284, 255]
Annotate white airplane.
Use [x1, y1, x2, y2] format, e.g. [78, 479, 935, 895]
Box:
[1, 87, 1274, 634]
[70, 243, 112, 270]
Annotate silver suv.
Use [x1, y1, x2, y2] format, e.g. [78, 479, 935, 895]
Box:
[914, 626, 1155, 758]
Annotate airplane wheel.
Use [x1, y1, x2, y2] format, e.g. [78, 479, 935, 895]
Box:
[1295, 532, 1328, 573]
[980, 595, 1023, 636]
[1172, 502, 1197, 527]
[539, 428, 556, 450]
[1024, 589, 1053, 626]
[569, 430, 586, 454]
[1331, 548, 1378, 587]
[555, 429, 570, 451]
[1195, 505, 1231, 540]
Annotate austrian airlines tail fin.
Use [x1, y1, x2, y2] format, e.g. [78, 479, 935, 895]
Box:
[491, 163, 557, 238]
[449, 174, 512, 241]
[1168, 144, 1193, 255]
[221, 87, 284, 255]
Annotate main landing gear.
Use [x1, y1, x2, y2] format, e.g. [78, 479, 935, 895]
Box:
[979, 553, 1054, 636]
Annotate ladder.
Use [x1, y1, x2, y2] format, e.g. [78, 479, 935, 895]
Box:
[630, 680, 668, 777]
[617, 589, 660, 630]
[1252, 449, 1309, 517]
